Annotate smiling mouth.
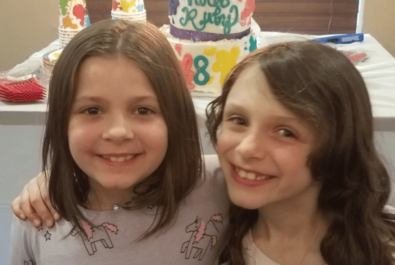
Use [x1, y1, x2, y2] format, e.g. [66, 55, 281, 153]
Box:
[99, 154, 140, 162]
[234, 166, 275, 181]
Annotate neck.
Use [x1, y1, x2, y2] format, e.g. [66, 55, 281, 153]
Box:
[252, 188, 327, 265]
[255, 181, 325, 238]
[87, 186, 133, 211]
[256, 201, 324, 239]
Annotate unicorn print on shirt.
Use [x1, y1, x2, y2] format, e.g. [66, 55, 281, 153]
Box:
[181, 214, 223, 261]
[71, 222, 119, 256]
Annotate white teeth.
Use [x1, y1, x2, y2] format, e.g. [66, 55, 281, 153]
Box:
[236, 167, 272, 181]
[246, 172, 256, 180]
[102, 155, 135, 162]
[257, 176, 271, 181]
[238, 170, 247, 178]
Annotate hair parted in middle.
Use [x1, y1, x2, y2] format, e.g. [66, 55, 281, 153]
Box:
[206, 41, 395, 265]
[43, 19, 203, 238]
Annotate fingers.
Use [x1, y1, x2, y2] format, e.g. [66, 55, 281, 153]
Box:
[11, 172, 61, 229]
[37, 172, 60, 224]
[28, 172, 58, 228]
[18, 183, 43, 228]
[11, 195, 26, 220]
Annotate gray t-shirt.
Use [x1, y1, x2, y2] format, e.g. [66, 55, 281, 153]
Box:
[9, 155, 229, 265]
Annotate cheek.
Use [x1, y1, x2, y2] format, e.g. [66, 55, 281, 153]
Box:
[141, 120, 168, 155]
[68, 120, 96, 154]
[216, 135, 228, 158]
[217, 129, 238, 156]
[274, 146, 311, 176]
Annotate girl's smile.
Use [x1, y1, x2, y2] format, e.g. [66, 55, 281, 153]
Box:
[68, 55, 168, 206]
[231, 165, 275, 186]
[97, 153, 140, 166]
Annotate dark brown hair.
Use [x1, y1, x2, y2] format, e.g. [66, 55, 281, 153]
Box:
[206, 41, 395, 265]
[43, 20, 202, 238]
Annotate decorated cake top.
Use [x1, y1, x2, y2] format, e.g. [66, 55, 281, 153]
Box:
[169, 0, 255, 41]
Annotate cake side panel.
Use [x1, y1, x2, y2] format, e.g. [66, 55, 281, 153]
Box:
[162, 25, 258, 97]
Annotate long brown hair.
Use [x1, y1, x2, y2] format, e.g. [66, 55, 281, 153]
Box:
[206, 41, 395, 265]
[43, 20, 202, 238]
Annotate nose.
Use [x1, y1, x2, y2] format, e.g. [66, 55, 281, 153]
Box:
[102, 115, 134, 143]
[235, 131, 267, 160]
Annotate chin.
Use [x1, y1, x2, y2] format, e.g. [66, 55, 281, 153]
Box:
[228, 192, 263, 210]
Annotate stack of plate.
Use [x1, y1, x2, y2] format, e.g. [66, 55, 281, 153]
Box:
[42, 49, 63, 76]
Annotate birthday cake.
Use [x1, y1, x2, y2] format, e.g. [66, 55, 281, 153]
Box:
[161, 0, 257, 96]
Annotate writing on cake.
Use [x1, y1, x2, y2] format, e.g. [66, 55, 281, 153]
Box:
[179, 0, 239, 35]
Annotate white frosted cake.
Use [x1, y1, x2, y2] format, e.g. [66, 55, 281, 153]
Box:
[161, 0, 257, 96]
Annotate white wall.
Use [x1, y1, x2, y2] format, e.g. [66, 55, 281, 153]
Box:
[0, 0, 58, 71]
[362, 0, 395, 57]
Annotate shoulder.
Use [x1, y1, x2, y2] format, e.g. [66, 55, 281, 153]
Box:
[9, 216, 38, 262]
[203, 154, 223, 181]
[200, 154, 226, 192]
[384, 205, 395, 215]
[11, 215, 36, 238]
[185, 154, 229, 207]
[203, 154, 220, 169]
[382, 204, 395, 260]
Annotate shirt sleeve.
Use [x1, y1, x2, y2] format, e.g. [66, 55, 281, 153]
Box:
[8, 215, 36, 265]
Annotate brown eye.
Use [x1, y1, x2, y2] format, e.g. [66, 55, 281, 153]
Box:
[137, 107, 153, 115]
[230, 117, 246, 126]
[279, 129, 295, 138]
[84, 107, 101, 115]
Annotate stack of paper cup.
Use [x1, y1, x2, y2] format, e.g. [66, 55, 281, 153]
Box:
[58, 0, 90, 47]
[111, 0, 147, 23]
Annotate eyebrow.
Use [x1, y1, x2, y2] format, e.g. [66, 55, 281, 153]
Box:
[73, 95, 159, 104]
[224, 103, 299, 122]
[73, 96, 108, 105]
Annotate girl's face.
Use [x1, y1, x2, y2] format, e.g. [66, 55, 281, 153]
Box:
[68, 56, 168, 201]
[217, 64, 320, 211]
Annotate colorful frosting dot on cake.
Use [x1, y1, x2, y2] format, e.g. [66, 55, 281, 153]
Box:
[213, 47, 241, 85]
[204, 47, 217, 57]
[179, 53, 196, 90]
[249, 35, 257, 52]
